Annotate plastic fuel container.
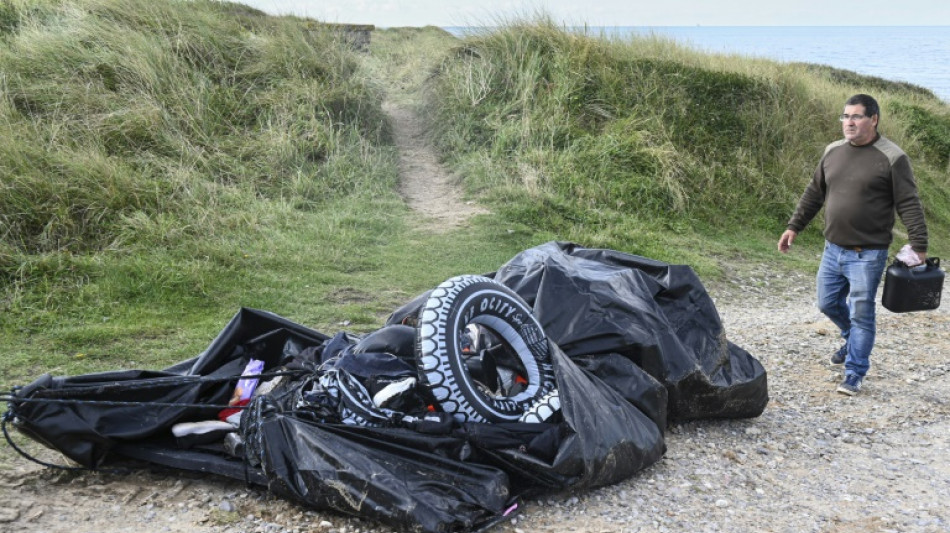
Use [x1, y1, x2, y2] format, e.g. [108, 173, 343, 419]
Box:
[882, 258, 944, 312]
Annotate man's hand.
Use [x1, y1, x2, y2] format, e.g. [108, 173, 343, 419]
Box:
[778, 230, 797, 253]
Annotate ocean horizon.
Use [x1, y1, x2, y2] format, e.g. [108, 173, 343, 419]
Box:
[443, 26, 950, 103]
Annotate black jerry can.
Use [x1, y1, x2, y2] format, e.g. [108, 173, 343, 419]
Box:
[882, 258, 944, 312]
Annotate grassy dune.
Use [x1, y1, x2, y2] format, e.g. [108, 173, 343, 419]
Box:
[424, 20, 950, 265]
[1, 2, 948, 385]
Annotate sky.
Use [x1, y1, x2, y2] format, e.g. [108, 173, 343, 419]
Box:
[234, 0, 950, 27]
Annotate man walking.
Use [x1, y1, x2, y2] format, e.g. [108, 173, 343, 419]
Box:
[778, 94, 928, 396]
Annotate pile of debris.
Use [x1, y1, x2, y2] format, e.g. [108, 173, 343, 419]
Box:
[4, 242, 767, 532]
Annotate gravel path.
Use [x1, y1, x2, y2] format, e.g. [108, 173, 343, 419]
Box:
[2, 264, 948, 533]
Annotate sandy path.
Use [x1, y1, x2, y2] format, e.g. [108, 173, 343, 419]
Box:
[383, 100, 487, 232]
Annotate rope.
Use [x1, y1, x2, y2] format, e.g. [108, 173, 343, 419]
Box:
[0, 369, 309, 409]
[1, 411, 99, 472]
[0, 396, 245, 410]
[0, 368, 309, 470]
[19, 370, 307, 400]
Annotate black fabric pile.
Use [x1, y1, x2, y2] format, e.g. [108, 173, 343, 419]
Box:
[6, 242, 768, 532]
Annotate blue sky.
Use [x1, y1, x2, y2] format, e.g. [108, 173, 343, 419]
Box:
[236, 0, 950, 27]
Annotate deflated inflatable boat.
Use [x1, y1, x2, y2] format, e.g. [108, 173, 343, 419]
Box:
[3, 242, 768, 532]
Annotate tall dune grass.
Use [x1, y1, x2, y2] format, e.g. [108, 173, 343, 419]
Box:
[424, 18, 950, 254]
[0, 0, 404, 325]
[0, 0, 391, 259]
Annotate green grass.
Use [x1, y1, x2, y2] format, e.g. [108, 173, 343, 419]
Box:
[1, 6, 948, 390]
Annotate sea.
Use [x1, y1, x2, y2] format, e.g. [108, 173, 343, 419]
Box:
[445, 26, 949, 103]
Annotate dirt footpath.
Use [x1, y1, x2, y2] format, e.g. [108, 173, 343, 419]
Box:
[384, 100, 487, 233]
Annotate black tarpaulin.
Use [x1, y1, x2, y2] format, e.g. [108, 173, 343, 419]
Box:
[6, 242, 766, 533]
[244, 415, 513, 532]
[11, 308, 329, 468]
[493, 242, 768, 423]
[233, 335, 665, 528]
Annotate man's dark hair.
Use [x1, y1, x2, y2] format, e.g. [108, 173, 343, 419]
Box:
[846, 93, 880, 119]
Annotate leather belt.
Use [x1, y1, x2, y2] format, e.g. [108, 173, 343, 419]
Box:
[846, 245, 887, 252]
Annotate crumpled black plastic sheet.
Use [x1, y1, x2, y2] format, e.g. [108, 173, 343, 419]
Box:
[7, 242, 767, 533]
[10, 308, 330, 468]
[493, 242, 768, 424]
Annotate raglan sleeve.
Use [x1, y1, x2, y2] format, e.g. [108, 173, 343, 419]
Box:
[892, 154, 928, 253]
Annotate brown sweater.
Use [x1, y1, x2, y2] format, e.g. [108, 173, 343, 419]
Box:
[787, 134, 928, 253]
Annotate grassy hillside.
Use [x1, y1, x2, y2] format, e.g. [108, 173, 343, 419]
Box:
[424, 20, 950, 266]
[0, 1, 524, 385]
[1, 3, 949, 387]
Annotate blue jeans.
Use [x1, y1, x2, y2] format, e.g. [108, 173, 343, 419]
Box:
[816, 242, 888, 378]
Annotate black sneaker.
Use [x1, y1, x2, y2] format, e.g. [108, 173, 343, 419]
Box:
[836, 374, 863, 396]
[830, 345, 846, 365]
